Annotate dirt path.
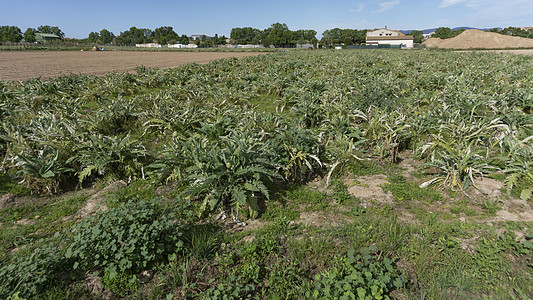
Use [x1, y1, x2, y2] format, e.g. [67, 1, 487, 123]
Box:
[0, 51, 262, 81]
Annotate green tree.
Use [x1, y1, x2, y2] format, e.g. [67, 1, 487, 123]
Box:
[434, 27, 453, 39]
[291, 29, 317, 45]
[321, 28, 366, 46]
[0, 26, 23, 42]
[321, 28, 342, 45]
[24, 28, 37, 43]
[263, 23, 290, 47]
[408, 30, 424, 43]
[180, 34, 189, 44]
[99, 29, 115, 44]
[153, 26, 178, 45]
[87, 31, 99, 43]
[230, 27, 261, 44]
[118, 27, 153, 45]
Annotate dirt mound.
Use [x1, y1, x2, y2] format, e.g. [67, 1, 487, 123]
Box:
[423, 29, 533, 49]
[75, 181, 126, 218]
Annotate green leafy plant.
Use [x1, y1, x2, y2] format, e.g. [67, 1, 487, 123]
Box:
[420, 139, 497, 192]
[182, 131, 280, 223]
[65, 198, 188, 279]
[309, 246, 406, 299]
[72, 133, 148, 183]
[502, 137, 533, 200]
[14, 146, 74, 195]
[202, 275, 257, 300]
[101, 269, 138, 297]
[0, 236, 68, 299]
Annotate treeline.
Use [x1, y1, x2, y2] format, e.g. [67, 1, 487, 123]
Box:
[488, 27, 532, 39]
[231, 23, 317, 47]
[0, 25, 64, 43]
[85, 26, 226, 46]
[3, 23, 531, 47]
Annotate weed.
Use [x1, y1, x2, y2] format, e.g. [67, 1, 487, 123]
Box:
[260, 201, 300, 221]
[480, 199, 501, 216]
[331, 179, 351, 205]
[346, 159, 383, 176]
[106, 179, 156, 208]
[286, 186, 329, 211]
[101, 270, 138, 297]
[65, 198, 189, 279]
[384, 174, 442, 203]
[0, 173, 30, 196]
[202, 275, 257, 300]
[309, 246, 406, 299]
[185, 224, 220, 260]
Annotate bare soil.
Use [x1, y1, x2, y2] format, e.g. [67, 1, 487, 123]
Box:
[0, 51, 262, 81]
[423, 29, 533, 50]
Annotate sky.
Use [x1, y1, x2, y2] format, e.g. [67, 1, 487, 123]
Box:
[2, 0, 533, 38]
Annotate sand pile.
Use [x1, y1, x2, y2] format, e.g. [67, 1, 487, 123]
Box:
[423, 29, 533, 49]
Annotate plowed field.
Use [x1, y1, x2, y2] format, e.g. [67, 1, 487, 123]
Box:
[0, 51, 261, 81]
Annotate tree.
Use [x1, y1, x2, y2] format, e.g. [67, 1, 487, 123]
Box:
[24, 28, 37, 43]
[408, 30, 424, 43]
[0, 26, 23, 42]
[433, 27, 464, 39]
[88, 31, 99, 43]
[179, 34, 189, 45]
[291, 29, 317, 46]
[263, 23, 290, 47]
[321, 28, 366, 46]
[37, 25, 64, 38]
[118, 27, 153, 45]
[434, 27, 453, 39]
[230, 27, 261, 44]
[153, 26, 178, 45]
[99, 29, 115, 44]
[322, 28, 342, 45]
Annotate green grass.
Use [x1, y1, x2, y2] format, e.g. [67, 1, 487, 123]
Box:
[383, 173, 443, 203]
[0, 173, 30, 196]
[0, 193, 88, 261]
[286, 185, 330, 211]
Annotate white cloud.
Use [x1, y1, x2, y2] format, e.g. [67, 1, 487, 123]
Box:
[375, 1, 400, 13]
[349, 3, 365, 12]
[438, 0, 468, 8]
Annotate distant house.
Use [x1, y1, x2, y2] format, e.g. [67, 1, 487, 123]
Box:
[423, 32, 435, 39]
[35, 33, 60, 43]
[190, 35, 213, 41]
[366, 27, 414, 48]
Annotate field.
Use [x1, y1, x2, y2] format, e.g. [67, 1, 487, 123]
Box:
[0, 49, 532, 299]
[0, 51, 262, 81]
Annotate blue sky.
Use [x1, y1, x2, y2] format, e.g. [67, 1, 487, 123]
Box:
[3, 0, 532, 38]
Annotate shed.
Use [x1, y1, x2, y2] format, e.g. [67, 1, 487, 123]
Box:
[35, 33, 60, 43]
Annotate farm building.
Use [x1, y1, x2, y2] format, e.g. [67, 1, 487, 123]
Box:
[168, 44, 198, 48]
[366, 28, 414, 48]
[135, 43, 162, 48]
[423, 32, 435, 39]
[35, 33, 60, 43]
